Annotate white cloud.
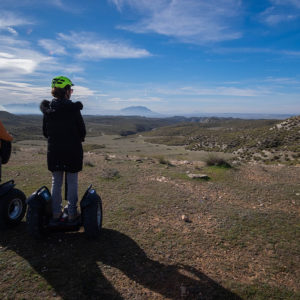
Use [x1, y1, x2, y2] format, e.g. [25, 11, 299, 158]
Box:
[58, 32, 152, 59]
[39, 39, 66, 55]
[261, 1, 300, 26]
[0, 80, 49, 104]
[0, 80, 98, 108]
[271, 0, 300, 9]
[0, 35, 80, 79]
[0, 46, 54, 76]
[7, 27, 18, 35]
[281, 50, 300, 56]
[0, 11, 31, 33]
[108, 96, 162, 103]
[110, 0, 242, 43]
[155, 86, 266, 97]
[210, 47, 300, 57]
[265, 14, 296, 26]
[0, 52, 39, 74]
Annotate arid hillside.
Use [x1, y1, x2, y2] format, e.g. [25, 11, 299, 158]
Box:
[0, 134, 299, 299]
[144, 116, 300, 164]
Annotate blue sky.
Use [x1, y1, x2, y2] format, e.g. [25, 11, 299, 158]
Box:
[0, 0, 300, 115]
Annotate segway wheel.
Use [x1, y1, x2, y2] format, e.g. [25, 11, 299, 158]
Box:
[81, 194, 103, 239]
[0, 188, 27, 229]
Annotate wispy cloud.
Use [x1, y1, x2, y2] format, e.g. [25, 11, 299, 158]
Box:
[0, 50, 48, 74]
[110, 0, 242, 43]
[0, 80, 98, 108]
[264, 76, 300, 85]
[38, 39, 66, 55]
[210, 47, 300, 57]
[108, 96, 162, 103]
[155, 86, 266, 97]
[58, 32, 152, 59]
[271, 0, 300, 9]
[0, 80, 49, 105]
[260, 0, 300, 26]
[0, 34, 84, 79]
[0, 36, 55, 77]
[0, 11, 32, 34]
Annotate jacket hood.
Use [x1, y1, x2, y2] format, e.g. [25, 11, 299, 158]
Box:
[40, 99, 83, 114]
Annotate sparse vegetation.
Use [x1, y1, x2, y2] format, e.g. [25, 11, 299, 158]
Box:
[156, 155, 173, 166]
[204, 153, 232, 168]
[83, 143, 106, 152]
[84, 159, 95, 167]
[100, 168, 120, 180]
[1, 113, 300, 299]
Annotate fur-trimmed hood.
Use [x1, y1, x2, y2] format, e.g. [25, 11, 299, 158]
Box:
[40, 99, 83, 115]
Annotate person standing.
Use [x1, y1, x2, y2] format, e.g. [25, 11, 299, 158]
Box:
[40, 76, 86, 223]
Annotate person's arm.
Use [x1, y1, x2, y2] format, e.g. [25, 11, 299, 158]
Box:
[77, 111, 86, 142]
[0, 120, 13, 142]
[42, 115, 48, 138]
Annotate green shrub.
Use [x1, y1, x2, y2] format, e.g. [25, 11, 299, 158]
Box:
[156, 155, 173, 166]
[84, 159, 95, 167]
[83, 143, 106, 152]
[101, 168, 120, 180]
[204, 153, 231, 168]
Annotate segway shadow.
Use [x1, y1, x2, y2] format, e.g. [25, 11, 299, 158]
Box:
[26, 184, 103, 239]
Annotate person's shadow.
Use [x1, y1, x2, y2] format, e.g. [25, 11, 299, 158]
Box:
[0, 225, 241, 300]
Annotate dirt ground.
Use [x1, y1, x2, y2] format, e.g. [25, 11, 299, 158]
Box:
[0, 136, 299, 299]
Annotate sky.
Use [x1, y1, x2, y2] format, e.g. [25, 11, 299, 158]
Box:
[0, 0, 300, 115]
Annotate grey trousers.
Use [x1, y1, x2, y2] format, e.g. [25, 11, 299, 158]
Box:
[51, 171, 78, 218]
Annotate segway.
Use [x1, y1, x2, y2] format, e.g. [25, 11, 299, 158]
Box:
[0, 158, 27, 229]
[26, 180, 103, 239]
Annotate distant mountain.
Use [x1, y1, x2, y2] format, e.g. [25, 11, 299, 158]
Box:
[3, 102, 40, 114]
[177, 112, 296, 120]
[120, 106, 162, 117]
[0, 111, 22, 124]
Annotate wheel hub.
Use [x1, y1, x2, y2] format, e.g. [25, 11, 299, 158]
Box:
[8, 198, 23, 220]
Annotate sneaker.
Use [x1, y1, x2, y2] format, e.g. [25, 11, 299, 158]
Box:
[49, 212, 63, 226]
[68, 214, 81, 225]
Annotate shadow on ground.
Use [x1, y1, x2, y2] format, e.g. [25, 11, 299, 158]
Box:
[0, 225, 241, 300]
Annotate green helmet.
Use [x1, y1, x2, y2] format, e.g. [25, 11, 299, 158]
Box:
[51, 76, 74, 88]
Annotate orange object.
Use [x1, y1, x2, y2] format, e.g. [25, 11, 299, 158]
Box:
[0, 120, 13, 142]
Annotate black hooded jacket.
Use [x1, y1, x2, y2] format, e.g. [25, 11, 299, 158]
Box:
[40, 98, 86, 173]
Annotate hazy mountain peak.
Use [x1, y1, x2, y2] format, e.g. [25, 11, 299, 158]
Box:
[121, 106, 152, 113]
[120, 106, 160, 117]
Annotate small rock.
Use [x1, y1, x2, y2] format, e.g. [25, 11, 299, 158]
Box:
[187, 173, 210, 180]
[181, 215, 191, 223]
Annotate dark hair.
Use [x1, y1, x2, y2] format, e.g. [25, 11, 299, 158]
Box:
[51, 85, 71, 99]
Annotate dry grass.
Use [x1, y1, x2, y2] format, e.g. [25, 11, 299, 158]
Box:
[0, 136, 299, 299]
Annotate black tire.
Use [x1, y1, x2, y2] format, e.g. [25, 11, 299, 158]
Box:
[0, 188, 26, 229]
[82, 197, 103, 239]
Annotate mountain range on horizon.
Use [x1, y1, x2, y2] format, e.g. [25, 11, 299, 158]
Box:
[0, 105, 297, 120]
